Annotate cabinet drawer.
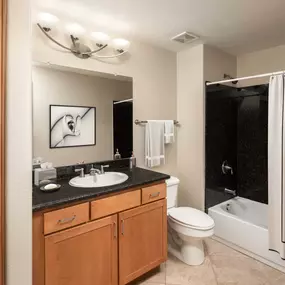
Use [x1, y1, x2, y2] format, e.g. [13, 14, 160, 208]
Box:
[91, 190, 141, 220]
[141, 183, 166, 204]
[44, 203, 89, 235]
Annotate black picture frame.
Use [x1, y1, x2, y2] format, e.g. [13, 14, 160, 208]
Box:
[49, 104, 96, 149]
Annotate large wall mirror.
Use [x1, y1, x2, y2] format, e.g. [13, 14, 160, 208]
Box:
[32, 64, 133, 167]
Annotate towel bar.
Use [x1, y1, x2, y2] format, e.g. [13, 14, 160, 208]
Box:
[134, 119, 179, 125]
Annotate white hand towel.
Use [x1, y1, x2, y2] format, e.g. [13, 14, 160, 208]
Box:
[164, 120, 175, 144]
[145, 120, 165, 168]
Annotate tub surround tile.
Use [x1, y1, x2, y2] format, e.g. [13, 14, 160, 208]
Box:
[32, 166, 170, 212]
[205, 85, 269, 208]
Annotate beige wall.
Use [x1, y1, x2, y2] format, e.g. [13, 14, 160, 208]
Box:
[32, 66, 132, 166]
[177, 44, 237, 210]
[204, 45, 237, 82]
[6, 0, 32, 284]
[177, 45, 204, 209]
[33, 27, 177, 175]
[237, 44, 285, 86]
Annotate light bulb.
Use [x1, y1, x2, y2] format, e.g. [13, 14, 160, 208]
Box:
[90, 32, 110, 46]
[65, 23, 86, 37]
[37, 12, 59, 29]
[112, 38, 130, 52]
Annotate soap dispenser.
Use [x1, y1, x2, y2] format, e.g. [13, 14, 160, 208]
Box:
[114, 149, 121, 160]
[129, 152, 136, 169]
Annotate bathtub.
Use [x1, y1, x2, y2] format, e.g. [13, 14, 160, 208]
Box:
[208, 197, 285, 272]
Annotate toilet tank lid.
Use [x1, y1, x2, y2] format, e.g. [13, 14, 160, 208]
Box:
[166, 176, 180, 186]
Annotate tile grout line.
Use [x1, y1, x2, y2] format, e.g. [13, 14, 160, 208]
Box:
[204, 241, 220, 285]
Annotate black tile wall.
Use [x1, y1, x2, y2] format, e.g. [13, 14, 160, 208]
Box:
[237, 95, 268, 203]
[205, 84, 268, 209]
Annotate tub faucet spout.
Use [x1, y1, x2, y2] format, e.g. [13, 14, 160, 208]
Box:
[224, 188, 236, 196]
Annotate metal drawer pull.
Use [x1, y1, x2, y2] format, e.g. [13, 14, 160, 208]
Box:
[149, 192, 160, 198]
[58, 215, 76, 224]
[121, 219, 124, 235]
[113, 222, 117, 239]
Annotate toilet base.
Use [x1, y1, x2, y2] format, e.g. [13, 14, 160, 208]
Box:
[168, 237, 205, 266]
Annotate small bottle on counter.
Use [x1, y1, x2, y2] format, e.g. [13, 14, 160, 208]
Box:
[114, 149, 121, 160]
[129, 152, 136, 169]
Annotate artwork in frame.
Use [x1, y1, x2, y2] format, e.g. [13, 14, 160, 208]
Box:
[50, 104, 96, 148]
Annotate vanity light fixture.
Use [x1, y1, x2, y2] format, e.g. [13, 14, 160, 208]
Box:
[36, 12, 131, 59]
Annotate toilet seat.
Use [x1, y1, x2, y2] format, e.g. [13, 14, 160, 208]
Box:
[168, 207, 215, 230]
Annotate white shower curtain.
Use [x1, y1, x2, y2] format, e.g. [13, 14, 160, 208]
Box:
[268, 74, 285, 259]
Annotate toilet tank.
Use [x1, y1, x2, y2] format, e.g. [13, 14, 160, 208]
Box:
[166, 176, 180, 209]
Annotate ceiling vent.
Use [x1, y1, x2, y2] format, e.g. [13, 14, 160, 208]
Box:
[171, 31, 199, 44]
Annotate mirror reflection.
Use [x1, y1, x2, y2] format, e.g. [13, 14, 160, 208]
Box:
[32, 65, 133, 167]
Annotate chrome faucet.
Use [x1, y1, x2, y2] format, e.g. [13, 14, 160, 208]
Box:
[75, 167, 85, 178]
[90, 165, 101, 182]
[90, 165, 101, 176]
[100, 164, 110, 174]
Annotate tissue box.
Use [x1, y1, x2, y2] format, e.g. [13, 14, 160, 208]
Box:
[34, 168, 57, 186]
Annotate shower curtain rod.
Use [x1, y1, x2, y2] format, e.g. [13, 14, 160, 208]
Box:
[206, 70, 285, 86]
[113, 98, 133, 105]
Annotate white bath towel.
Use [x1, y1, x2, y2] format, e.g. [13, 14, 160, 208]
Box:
[164, 120, 175, 144]
[145, 120, 165, 168]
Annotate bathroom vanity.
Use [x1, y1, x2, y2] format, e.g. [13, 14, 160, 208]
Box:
[33, 167, 169, 285]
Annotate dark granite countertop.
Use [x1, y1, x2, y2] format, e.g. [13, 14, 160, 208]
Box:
[33, 167, 170, 212]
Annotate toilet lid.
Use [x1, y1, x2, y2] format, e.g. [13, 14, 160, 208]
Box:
[168, 207, 215, 230]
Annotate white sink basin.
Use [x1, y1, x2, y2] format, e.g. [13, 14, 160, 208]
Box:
[69, 172, 129, 188]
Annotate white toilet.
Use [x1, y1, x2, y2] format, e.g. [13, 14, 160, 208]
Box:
[166, 176, 215, 266]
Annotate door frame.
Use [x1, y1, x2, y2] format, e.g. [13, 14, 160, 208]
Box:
[0, 0, 7, 284]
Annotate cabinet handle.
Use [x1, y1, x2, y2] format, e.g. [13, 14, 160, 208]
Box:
[121, 219, 124, 235]
[58, 215, 76, 224]
[149, 192, 160, 198]
[113, 222, 117, 239]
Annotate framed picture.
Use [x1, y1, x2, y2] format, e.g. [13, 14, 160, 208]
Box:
[49, 104, 96, 148]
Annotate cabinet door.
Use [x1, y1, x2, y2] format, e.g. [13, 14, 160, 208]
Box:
[119, 199, 167, 285]
[45, 214, 118, 285]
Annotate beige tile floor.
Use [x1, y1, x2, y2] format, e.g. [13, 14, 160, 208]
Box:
[128, 238, 285, 285]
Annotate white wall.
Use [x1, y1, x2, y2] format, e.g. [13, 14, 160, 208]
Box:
[237, 44, 285, 86]
[6, 0, 32, 284]
[32, 66, 132, 166]
[32, 27, 177, 175]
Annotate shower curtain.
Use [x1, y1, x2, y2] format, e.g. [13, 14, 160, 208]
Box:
[268, 74, 285, 259]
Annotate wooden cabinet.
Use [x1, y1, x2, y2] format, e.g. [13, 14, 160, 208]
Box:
[45, 215, 118, 285]
[118, 199, 167, 285]
[33, 182, 167, 285]
[44, 203, 89, 235]
[141, 183, 166, 204]
[91, 190, 141, 220]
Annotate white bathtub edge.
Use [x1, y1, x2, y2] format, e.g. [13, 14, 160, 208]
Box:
[211, 236, 285, 274]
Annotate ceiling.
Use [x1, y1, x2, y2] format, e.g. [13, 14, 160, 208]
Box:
[33, 0, 285, 55]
